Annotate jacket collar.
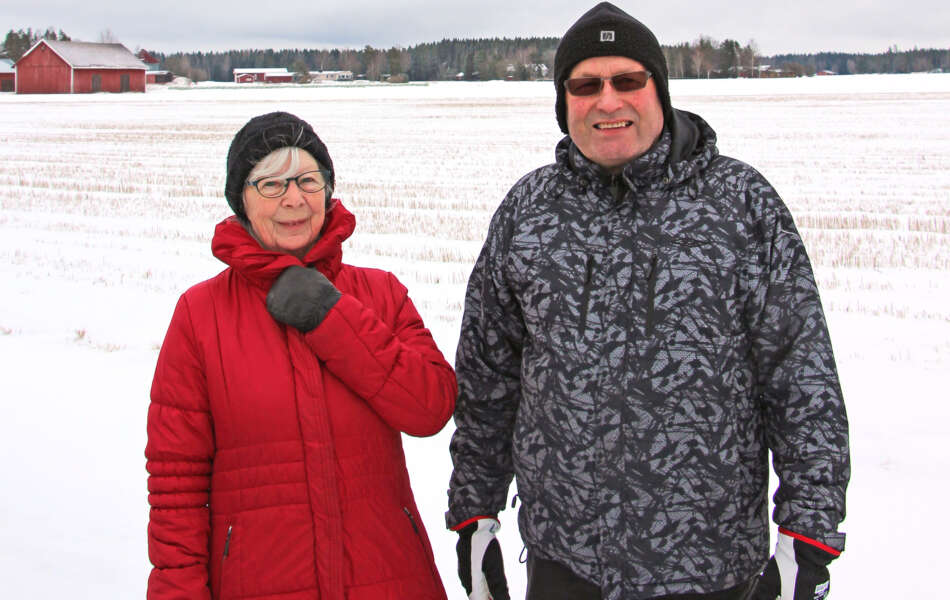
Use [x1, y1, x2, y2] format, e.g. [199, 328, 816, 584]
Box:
[211, 201, 356, 289]
[557, 108, 718, 191]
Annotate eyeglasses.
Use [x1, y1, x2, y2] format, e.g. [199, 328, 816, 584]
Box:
[564, 71, 653, 96]
[247, 169, 331, 198]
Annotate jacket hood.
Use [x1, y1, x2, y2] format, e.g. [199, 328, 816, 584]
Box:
[557, 108, 718, 190]
[211, 200, 356, 289]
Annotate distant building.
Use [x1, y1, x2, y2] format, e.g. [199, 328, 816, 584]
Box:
[308, 70, 353, 82]
[233, 68, 293, 83]
[15, 39, 146, 93]
[146, 71, 173, 84]
[0, 58, 14, 92]
[817, 70, 837, 76]
[739, 65, 796, 79]
[137, 49, 161, 70]
[133, 49, 173, 84]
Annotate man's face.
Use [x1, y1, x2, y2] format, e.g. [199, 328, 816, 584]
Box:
[565, 55, 665, 171]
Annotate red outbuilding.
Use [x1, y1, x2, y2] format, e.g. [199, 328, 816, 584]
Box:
[233, 68, 294, 83]
[0, 58, 14, 92]
[15, 39, 146, 94]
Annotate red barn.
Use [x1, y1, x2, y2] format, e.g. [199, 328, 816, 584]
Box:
[137, 49, 161, 67]
[233, 68, 293, 83]
[15, 39, 146, 94]
[0, 58, 14, 92]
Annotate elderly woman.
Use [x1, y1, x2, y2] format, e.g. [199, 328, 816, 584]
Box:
[146, 112, 456, 600]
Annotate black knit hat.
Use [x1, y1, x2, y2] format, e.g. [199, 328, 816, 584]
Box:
[225, 111, 334, 221]
[554, 2, 672, 134]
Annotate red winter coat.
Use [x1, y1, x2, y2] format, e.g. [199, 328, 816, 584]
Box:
[146, 204, 456, 600]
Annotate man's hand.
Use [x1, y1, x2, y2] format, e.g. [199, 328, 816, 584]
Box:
[456, 518, 510, 600]
[266, 265, 341, 333]
[751, 529, 839, 600]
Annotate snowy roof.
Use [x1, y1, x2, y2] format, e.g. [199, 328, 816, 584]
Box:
[0, 58, 14, 73]
[233, 68, 289, 74]
[23, 39, 146, 69]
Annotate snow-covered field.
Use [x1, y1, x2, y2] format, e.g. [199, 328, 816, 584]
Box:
[1, 74, 948, 598]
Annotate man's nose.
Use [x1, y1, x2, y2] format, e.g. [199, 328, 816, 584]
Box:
[594, 80, 625, 112]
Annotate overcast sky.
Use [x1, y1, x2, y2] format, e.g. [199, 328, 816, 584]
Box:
[3, 0, 947, 56]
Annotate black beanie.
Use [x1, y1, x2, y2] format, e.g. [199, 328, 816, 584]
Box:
[554, 2, 672, 134]
[225, 111, 334, 221]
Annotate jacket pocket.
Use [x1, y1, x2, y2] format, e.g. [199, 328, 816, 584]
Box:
[214, 521, 239, 600]
[577, 254, 594, 332]
[648, 236, 741, 341]
[402, 506, 441, 588]
[645, 252, 659, 336]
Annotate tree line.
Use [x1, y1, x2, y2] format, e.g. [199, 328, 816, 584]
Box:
[150, 38, 950, 82]
[3, 27, 72, 61]
[3, 27, 948, 81]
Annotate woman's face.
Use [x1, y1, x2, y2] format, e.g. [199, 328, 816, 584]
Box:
[243, 149, 327, 259]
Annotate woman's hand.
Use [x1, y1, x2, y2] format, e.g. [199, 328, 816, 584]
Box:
[266, 265, 341, 332]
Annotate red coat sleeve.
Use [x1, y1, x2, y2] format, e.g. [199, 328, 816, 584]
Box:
[145, 294, 214, 599]
[304, 273, 456, 437]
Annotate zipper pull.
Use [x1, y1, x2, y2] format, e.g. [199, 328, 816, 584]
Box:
[403, 507, 420, 534]
[223, 524, 233, 558]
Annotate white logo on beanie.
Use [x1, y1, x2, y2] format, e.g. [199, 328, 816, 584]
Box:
[600, 30, 615, 42]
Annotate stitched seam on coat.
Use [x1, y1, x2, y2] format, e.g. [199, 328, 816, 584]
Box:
[211, 502, 310, 516]
[211, 480, 307, 493]
[149, 399, 211, 414]
[211, 458, 305, 474]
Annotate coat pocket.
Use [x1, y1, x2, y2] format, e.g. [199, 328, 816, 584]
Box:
[402, 506, 445, 595]
[648, 236, 741, 341]
[210, 519, 240, 600]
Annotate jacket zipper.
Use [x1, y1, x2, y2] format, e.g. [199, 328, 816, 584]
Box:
[609, 174, 625, 204]
[645, 253, 659, 336]
[403, 507, 440, 585]
[219, 524, 233, 597]
[578, 255, 594, 332]
[223, 524, 233, 557]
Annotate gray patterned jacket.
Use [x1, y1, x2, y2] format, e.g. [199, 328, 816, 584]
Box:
[447, 109, 849, 599]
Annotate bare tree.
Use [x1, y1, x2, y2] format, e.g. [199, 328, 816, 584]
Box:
[293, 59, 311, 83]
[691, 35, 716, 78]
[98, 29, 119, 43]
[740, 39, 759, 76]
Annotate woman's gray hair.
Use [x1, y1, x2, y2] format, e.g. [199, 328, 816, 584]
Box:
[246, 146, 333, 209]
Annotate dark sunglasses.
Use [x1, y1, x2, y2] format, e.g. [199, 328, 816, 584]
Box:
[564, 71, 653, 96]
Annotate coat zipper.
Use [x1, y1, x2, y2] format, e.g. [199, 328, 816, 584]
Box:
[223, 524, 233, 558]
[645, 253, 659, 336]
[403, 507, 440, 585]
[578, 255, 594, 332]
[219, 524, 233, 597]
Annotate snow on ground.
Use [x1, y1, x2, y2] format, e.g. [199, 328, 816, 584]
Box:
[1, 74, 948, 598]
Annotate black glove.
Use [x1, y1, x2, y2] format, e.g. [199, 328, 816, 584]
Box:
[456, 518, 510, 600]
[750, 529, 838, 600]
[265, 265, 341, 333]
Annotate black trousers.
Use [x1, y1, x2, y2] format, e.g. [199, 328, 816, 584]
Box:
[525, 554, 757, 600]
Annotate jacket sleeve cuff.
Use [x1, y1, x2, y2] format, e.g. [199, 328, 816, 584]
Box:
[450, 515, 498, 531]
[778, 527, 843, 557]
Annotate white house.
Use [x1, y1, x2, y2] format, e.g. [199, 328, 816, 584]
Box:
[308, 70, 353, 82]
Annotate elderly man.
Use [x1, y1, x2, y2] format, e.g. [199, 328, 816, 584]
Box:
[446, 3, 850, 600]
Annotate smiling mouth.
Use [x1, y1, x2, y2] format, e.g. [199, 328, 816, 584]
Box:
[280, 219, 308, 227]
[594, 121, 633, 130]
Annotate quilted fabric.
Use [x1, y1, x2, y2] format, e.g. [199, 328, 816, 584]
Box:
[147, 204, 455, 600]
